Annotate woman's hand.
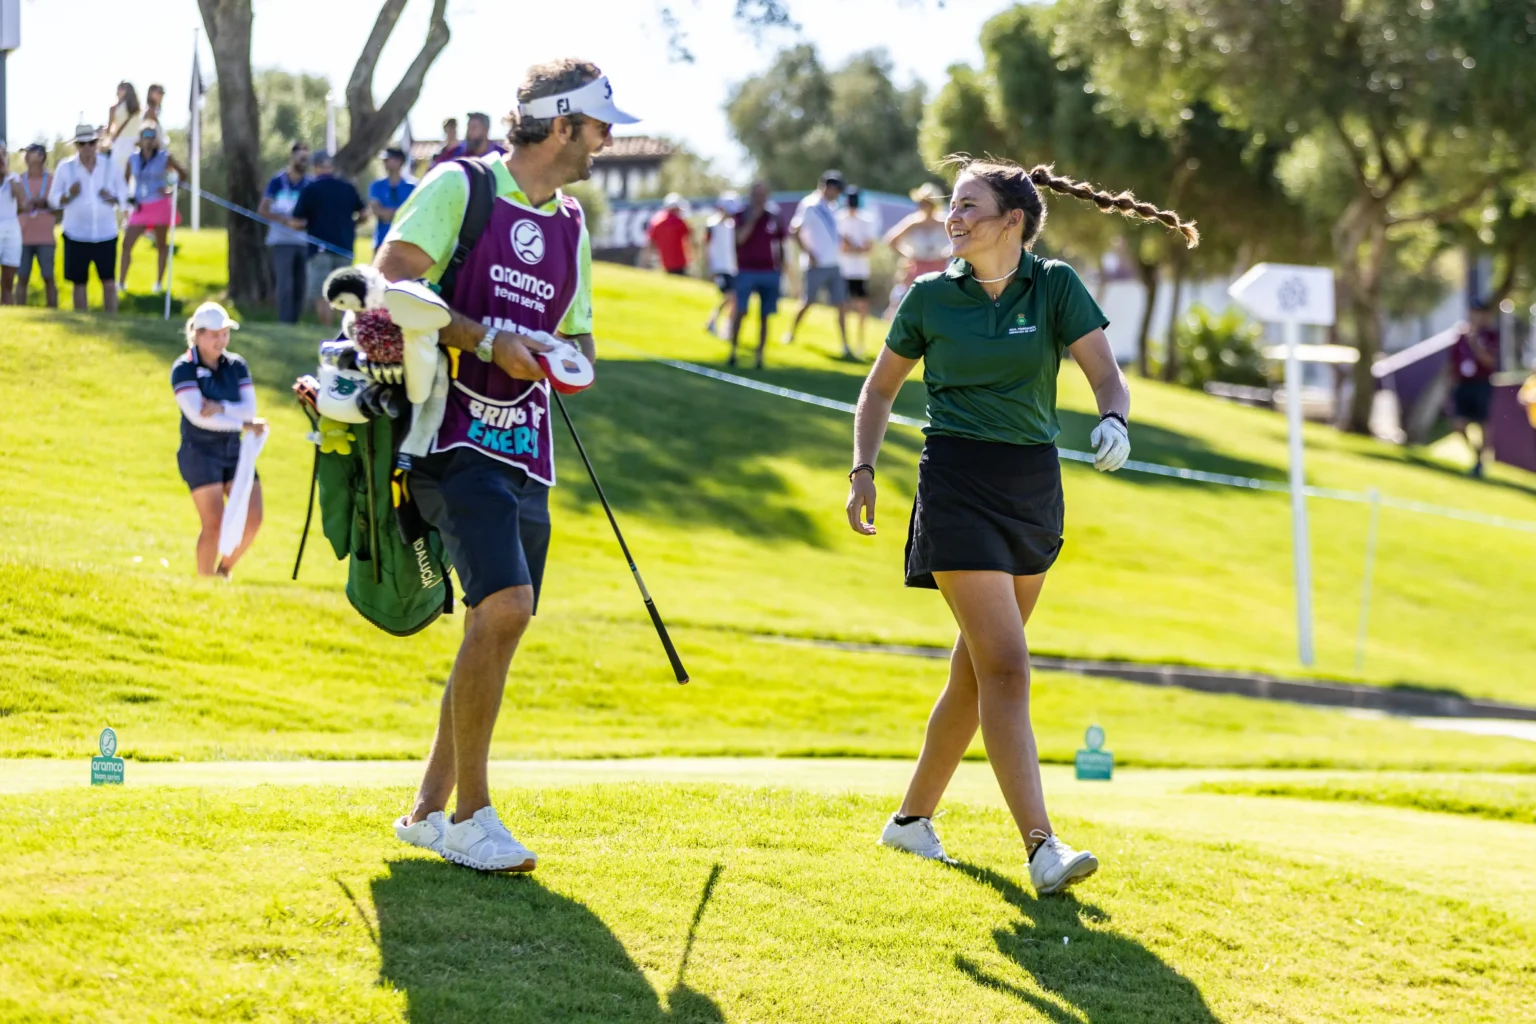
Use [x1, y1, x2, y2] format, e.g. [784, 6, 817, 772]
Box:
[200, 399, 223, 417]
[1090, 417, 1130, 472]
[242, 418, 268, 437]
[846, 471, 878, 535]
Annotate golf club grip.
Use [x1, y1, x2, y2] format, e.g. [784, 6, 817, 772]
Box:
[644, 596, 690, 684]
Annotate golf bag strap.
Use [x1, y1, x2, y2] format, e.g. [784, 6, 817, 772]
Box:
[435, 157, 496, 305]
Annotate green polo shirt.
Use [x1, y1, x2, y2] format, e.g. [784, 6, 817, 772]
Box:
[885, 253, 1109, 446]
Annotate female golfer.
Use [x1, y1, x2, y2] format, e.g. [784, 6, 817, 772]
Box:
[847, 156, 1197, 894]
[171, 302, 266, 578]
[121, 125, 187, 293]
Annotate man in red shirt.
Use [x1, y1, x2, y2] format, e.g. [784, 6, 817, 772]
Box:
[729, 180, 785, 369]
[645, 193, 693, 275]
[1449, 302, 1500, 477]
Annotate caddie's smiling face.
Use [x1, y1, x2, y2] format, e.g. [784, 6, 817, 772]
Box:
[557, 115, 613, 184]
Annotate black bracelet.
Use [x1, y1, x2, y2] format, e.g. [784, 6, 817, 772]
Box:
[1099, 411, 1128, 429]
[849, 463, 875, 482]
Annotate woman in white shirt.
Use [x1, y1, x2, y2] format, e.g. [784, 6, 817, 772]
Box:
[837, 187, 878, 358]
[0, 141, 26, 304]
[106, 82, 143, 177]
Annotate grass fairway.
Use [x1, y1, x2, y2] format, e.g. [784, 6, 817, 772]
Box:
[3, 782, 1533, 1023]
[1193, 774, 1536, 824]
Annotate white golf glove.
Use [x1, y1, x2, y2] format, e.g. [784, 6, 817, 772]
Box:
[1090, 415, 1130, 472]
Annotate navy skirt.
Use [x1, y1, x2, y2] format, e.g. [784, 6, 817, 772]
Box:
[904, 435, 1064, 589]
[178, 431, 247, 491]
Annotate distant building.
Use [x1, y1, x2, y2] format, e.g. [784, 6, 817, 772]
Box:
[590, 136, 675, 201]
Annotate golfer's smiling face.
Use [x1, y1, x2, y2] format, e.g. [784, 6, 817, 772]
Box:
[946, 174, 1020, 261]
[197, 328, 231, 359]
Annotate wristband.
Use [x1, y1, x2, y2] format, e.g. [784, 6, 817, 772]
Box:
[1099, 411, 1128, 429]
[849, 463, 875, 482]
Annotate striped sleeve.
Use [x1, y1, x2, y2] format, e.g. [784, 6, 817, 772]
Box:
[171, 358, 199, 396]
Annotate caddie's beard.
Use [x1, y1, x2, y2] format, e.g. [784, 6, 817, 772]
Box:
[559, 138, 595, 185]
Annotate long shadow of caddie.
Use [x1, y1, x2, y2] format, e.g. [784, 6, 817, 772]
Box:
[370, 859, 726, 1023]
[951, 861, 1222, 1024]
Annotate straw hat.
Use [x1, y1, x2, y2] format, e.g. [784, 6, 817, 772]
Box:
[909, 182, 946, 205]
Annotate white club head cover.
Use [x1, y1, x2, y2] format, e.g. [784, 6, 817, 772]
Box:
[315, 365, 371, 424]
[526, 330, 595, 395]
[1089, 417, 1130, 472]
[383, 280, 452, 405]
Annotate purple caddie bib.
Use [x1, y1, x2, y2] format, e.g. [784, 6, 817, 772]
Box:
[432, 182, 584, 485]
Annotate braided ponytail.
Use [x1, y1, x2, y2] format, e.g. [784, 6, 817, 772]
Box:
[939, 153, 1199, 250]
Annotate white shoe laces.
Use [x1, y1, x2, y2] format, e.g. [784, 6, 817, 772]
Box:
[1029, 829, 1067, 859]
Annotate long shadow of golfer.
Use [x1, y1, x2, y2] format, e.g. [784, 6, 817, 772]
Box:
[951, 861, 1221, 1024]
[371, 858, 726, 1024]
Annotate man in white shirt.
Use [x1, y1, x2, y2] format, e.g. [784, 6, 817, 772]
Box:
[837, 186, 878, 359]
[784, 169, 851, 358]
[704, 191, 739, 338]
[48, 124, 127, 313]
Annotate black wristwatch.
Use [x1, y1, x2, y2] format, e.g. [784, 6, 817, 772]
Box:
[849, 463, 875, 482]
[1099, 411, 1128, 429]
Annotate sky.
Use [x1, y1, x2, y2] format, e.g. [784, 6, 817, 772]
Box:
[3, 0, 1013, 176]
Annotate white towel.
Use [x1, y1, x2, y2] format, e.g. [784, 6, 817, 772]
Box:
[218, 430, 267, 557]
[399, 353, 450, 458]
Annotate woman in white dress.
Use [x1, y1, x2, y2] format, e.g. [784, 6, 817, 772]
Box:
[106, 82, 143, 177]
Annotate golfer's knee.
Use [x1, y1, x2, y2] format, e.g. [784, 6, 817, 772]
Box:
[468, 586, 534, 643]
[976, 664, 1031, 700]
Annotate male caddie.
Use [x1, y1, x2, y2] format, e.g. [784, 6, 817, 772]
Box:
[374, 58, 635, 872]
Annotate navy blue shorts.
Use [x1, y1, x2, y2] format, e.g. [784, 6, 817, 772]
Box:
[1452, 379, 1493, 423]
[178, 433, 248, 491]
[410, 447, 551, 610]
[735, 269, 781, 317]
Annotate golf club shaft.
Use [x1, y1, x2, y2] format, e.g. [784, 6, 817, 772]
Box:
[552, 390, 690, 684]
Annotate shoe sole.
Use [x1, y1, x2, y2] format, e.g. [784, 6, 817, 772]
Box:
[877, 837, 957, 865]
[441, 847, 537, 873]
[1037, 854, 1099, 895]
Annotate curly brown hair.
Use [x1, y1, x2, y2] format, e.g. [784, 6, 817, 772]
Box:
[504, 58, 603, 147]
[941, 153, 1199, 250]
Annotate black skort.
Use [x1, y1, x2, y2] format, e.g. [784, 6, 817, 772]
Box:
[409, 447, 551, 610]
[905, 435, 1064, 589]
[178, 432, 251, 491]
[1452, 379, 1493, 423]
[846, 277, 869, 300]
[63, 236, 118, 285]
[713, 272, 736, 294]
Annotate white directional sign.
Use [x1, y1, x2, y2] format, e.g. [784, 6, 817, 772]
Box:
[1228, 262, 1337, 669]
[1229, 263, 1336, 326]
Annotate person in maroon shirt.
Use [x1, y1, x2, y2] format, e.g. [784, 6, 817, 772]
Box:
[729, 180, 785, 368]
[644, 194, 693, 274]
[437, 112, 506, 161]
[1448, 302, 1500, 477]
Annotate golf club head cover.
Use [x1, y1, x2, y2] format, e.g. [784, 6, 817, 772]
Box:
[315, 364, 370, 424]
[292, 374, 320, 415]
[323, 264, 387, 314]
[383, 280, 453, 406]
[359, 383, 404, 421]
[527, 331, 595, 395]
[351, 308, 406, 384]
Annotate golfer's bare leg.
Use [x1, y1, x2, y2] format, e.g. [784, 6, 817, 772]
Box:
[189, 483, 224, 575]
[450, 584, 534, 819]
[934, 570, 1052, 843]
[898, 633, 980, 818]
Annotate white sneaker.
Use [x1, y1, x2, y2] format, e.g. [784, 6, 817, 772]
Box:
[1029, 830, 1098, 895]
[878, 813, 957, 864]
[393, 810, 448, 855]
[442, 806, 537, 873]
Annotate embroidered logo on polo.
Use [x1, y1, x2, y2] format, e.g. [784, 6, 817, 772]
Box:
[1008, 313, 1037, 336]
[511, 220, 546, 265]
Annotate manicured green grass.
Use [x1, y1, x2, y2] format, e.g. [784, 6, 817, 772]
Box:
[1192, 775, 1536, 824]
[2, 782, 1532, 1023]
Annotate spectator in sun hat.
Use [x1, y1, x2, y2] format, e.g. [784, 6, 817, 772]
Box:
[17, 143, 59, 308]
[785, 168, 851, 357]
[120, 123, 188, 294]
[369, 146, 416, 253]
[287, 150, 365, 327]
[48, 123, 127, 313]
[645, 192, 693, 276]
[885, 180, 951, 306]
[170, 301, 266, 578]
[259, 142, 313, 323]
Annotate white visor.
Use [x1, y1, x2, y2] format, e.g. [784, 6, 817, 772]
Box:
[519, 76, 640, 125]
[191, 301, 239, 332]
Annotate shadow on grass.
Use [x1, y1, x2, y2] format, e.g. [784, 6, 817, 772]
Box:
[372, 858, 725, 1023]
[952, 861, 1220, 1024]
[1354, 446, 1536, 501]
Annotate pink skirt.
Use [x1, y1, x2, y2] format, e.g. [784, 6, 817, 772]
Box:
[128, 196, 181, 228]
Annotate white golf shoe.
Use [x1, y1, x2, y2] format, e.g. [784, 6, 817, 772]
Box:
[393, 811, 448, 855]
[1028, 831, 1098, 895]
[442, 806, 538, 873]
[878, 813, 957, 864]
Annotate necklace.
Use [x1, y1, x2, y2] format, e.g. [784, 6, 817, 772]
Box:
[972, 268, 1016, 284]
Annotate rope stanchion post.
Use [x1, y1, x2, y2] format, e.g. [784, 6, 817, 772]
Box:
[1354, 488, 1381, 671]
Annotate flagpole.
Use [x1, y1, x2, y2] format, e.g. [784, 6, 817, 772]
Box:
[190, 28, 201, 231]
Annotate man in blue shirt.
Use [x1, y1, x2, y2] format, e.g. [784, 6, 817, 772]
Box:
[368, 147, 415, 254]
[258, 142, 312, 323]
[288, 150, 366, 327]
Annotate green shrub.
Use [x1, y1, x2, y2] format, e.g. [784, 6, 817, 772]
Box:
[1168, 304, 1268, 390]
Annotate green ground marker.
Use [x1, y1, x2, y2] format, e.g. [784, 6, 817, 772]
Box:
[1075, 724, 1113, 780]
[90, 727, 123, 786]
